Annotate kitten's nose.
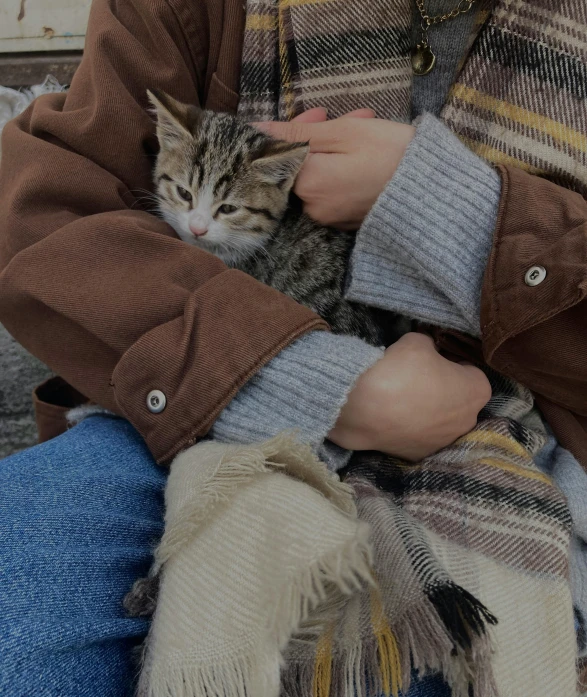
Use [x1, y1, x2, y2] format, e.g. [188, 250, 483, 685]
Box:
[189, 224, 208, 237]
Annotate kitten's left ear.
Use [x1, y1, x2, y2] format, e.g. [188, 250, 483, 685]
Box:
[147, 89, 203, 145]
[251, 140, 310, 190]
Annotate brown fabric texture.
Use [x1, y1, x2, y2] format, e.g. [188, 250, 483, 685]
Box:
[476, 164, 587, 470]
[0, 0, 325, 464]
[0, 0, 586, 469]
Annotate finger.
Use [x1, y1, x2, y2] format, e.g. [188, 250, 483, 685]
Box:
[252, 120, 341, 151]
[252, 120, 316, 142]
[339, 109, 376, 119]
[291, 107, 328, 123]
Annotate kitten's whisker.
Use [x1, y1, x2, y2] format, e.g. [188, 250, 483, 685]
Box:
[130, 195, 161, 211]
[251, 246, 272, 265]
[132, 194, 160, 203]
[127, 187, 163, 209]
[157, 207, 180, 225]
[237, 232, 275, 265]
[129, 188, 158, 197]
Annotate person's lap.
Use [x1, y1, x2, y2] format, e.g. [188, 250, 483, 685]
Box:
[0, 414, 449, 697]
[0, 415, 165, 697]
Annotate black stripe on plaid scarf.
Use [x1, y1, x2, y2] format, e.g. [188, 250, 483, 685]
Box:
[240, 62, 281, 101]
[344, 458, 571, 528]
[388, 492, 499, 649]
[478, 25, 587, 100]
[294, 27, 411, 70]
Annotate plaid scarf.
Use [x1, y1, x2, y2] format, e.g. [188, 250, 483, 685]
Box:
[278, 373, 575, 697]
[239, 0, 587, 195]
[237, 0, 413, 122]
[132, 380, 575, 697]
[442, 0, 587, 195]
[234, 0, 584, 693]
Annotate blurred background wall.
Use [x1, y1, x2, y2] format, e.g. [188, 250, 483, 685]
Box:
[0, 0, 89, 86]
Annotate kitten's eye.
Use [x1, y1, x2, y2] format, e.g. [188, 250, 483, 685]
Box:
[176, 186, 192, 202]
[218, 204, 238, 215]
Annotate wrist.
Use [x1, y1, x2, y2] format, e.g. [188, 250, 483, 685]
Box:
[211, 330, 383, 470]
[347, 114, 501, 336]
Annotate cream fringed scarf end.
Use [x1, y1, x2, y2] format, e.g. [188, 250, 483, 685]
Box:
[135, 433, 374, 697]
[130, 379, 577, 697]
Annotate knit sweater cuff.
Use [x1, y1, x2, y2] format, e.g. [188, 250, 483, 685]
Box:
[210, 331, 383, 471]
[346, 113, 502, 337]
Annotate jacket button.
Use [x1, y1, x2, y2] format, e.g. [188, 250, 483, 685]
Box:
[524, 265, 546, 287]
[147, 389, 167, 414]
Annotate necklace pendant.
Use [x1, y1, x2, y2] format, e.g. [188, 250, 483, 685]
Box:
[411, 44, 436, 76]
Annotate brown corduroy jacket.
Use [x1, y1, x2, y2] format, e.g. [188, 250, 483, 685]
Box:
[0, 0, 586, 466]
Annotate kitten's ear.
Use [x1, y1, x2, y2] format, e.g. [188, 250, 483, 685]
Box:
[251, 140, 310, 190]
[147, 89, 202, 145]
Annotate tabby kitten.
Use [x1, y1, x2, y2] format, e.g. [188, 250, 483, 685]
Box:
[148, 90, 398, 347]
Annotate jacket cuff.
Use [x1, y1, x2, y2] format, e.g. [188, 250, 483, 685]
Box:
[211, 331, 383, 471]
[111, 270, 327, 464]
[346, 113, 502, 337]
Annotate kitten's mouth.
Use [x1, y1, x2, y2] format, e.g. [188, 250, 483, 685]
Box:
[191, 235, 219, 250]
[190, 234, 235, 259]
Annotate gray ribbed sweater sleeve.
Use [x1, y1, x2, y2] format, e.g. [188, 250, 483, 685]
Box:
[346, 114, 502, 337]
[210, 331, 383, 470]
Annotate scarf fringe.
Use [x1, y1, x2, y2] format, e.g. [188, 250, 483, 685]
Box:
[153, 432, 355, 574]
[279, 584, 498, 697]
[123, 574, 159, 618]
[391, 589, 497, 697]
[139, 529, 374, 697]
[126, 433, 363, 620]
[137, 651, 279, 697]
[426, 583, 498, 650]
[270, 529, 374, 650]
[134, 434, 499, 697]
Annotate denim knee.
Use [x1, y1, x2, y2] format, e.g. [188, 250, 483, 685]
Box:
[0, 415, 166, 697]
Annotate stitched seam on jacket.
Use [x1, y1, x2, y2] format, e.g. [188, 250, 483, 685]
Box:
[157, 317, 329, 464]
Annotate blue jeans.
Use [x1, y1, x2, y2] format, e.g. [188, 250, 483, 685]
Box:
[0, 415, 449, 697]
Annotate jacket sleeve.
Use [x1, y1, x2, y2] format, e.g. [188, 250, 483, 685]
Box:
[481, 165, 587, 416]
[0, 0, 326, 464]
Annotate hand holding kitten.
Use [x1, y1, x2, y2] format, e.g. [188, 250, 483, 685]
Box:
[329, 333, 492, 461]
[255, 111, 415, 230]
[148, 92, 490, 461]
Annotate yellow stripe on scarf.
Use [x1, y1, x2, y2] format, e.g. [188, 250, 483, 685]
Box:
[458, 136, 547, 175]
[313, 626, 334, 697]
[459, 430, 552, 484]
[371, 588, 402, 697]
[478, 457, 552, 484]
[458, 429, 530, 459]
[450, 83, 587, 154]
[245, 14, 277, 30]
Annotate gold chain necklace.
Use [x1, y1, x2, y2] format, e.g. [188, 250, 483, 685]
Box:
[411, 0, 477, 76]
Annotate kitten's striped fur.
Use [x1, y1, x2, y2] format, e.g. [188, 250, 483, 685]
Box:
[149, 90, 400, 346]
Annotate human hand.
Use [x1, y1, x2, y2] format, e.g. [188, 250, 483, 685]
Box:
[288, 107, 376, 123]
[329, 333, 492, 461]
[255, 112, 415, 230]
